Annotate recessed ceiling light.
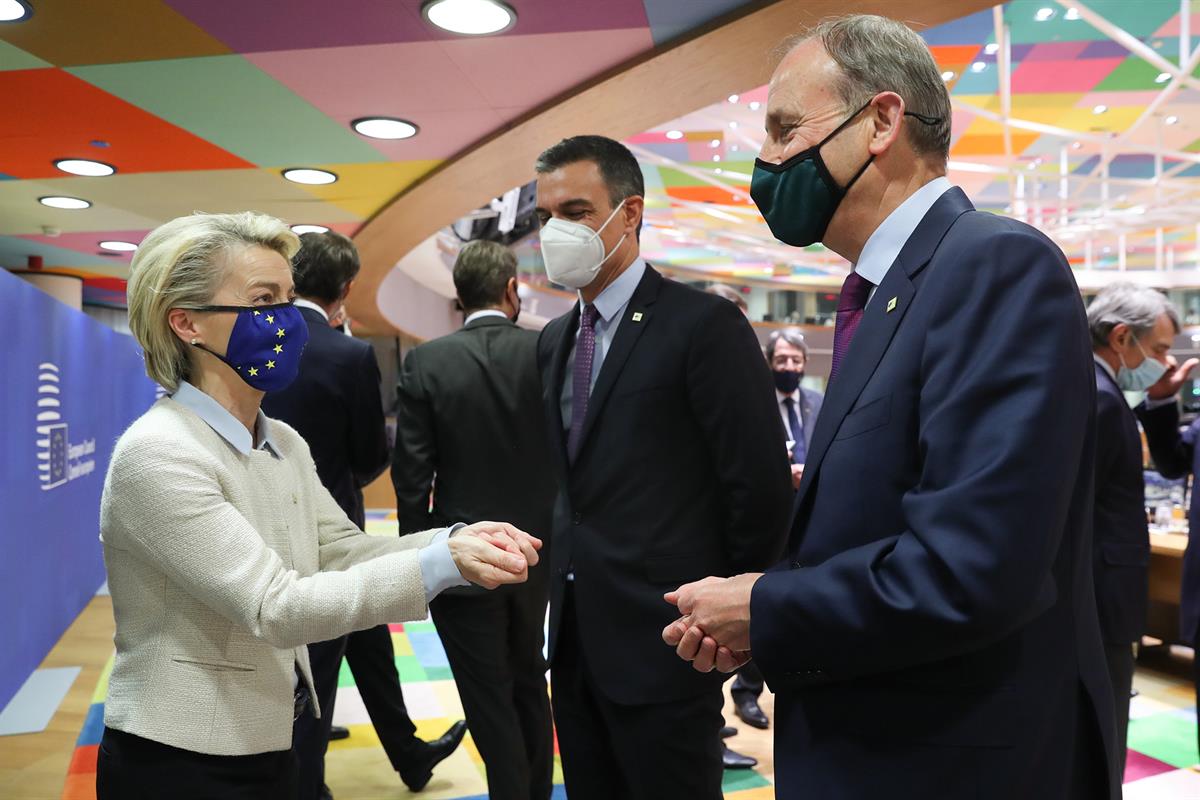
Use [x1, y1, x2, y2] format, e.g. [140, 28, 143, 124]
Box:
[1093, 104, 1108, 114]
[1035, 7, 1056, 21]
[54, 158, 116, 177]
[351, 117, 419, 140]
[730, 145, 739, 152]
[714, 168, 723, 174]
[985, 43, 1000, 55]
[971, 61, 987, 73]
[99, 240, 138, 252]
[1071, 141, 1082, 149]
[39, 196, 91, 210]
[710, 139, 720, 148]
[728, 94, 740, 103]
[1156, 72, 1172, 84]
[421, 0, 515, 36]
[941, 70, 956, 81]
[1166, 115, 1180, 125]
[729, 121, 738, 129]
[1027, 162, 1037, 170]
[749, 101, 761, 111]
[713, 155, 721, 162]
[282, 168, 337, 185]
[665, 130, 684, 140]
[0, 0, 32, 22]
[1064, 7, 1080, 20]
[290, 224, 330, 234]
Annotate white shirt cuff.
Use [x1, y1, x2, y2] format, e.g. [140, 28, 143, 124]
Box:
[419, 524, 470, 603]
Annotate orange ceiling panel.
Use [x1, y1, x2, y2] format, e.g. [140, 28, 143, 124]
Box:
[664, 185, 754, 205]
[950, 132, 1040, 157]
[0, 69, 252, 179]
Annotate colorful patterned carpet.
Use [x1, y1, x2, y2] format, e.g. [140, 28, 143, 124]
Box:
[55, 511, 1200, 798]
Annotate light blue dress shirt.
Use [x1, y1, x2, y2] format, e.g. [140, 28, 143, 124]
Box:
[559, 257, 647, 429]
[853, 176, 952, 304]
[171, 382, 466, 602]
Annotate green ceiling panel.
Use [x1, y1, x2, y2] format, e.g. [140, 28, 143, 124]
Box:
[1003, 0, 1176, 44]
[68, 55, 385, 167]
[0, 39, 49, 72]
[1094, 54, 1180, 92]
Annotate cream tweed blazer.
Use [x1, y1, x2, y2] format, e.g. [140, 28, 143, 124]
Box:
[99, 397, 437, 755]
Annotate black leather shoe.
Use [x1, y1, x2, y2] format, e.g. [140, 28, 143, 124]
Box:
[734, 696, 769, 729]
[720, 725, 738, 739]
[398, 720, 468, 792]
[723, 743, 758, 769]
[328, 725, 350, 741]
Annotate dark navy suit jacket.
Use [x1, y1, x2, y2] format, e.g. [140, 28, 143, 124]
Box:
[1137, 401, 1200, 642]
[1092, 362, 1152, 645]
[748, 188, 1117, 799]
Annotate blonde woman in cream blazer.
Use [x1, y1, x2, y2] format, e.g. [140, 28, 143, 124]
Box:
[97, 211, 540, 800]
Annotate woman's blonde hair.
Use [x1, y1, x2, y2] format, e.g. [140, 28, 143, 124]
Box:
[127, 212, 300, 392]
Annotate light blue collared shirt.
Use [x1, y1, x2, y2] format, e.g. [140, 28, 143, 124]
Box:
[560, 257, 647, 428]
[171, 382, 466, 602]
[853, 176, 952, 304]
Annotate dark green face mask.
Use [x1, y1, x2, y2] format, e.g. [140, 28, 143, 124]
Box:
[751, 101, 940, 247]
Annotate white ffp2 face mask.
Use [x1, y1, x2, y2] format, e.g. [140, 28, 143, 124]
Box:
[539, 200, 627, 289]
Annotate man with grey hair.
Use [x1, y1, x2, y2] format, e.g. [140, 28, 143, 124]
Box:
[664, 14, 1117, 798]
[1087, 282, 1194, 774]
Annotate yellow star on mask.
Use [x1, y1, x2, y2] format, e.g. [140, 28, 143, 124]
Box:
[274, 344, 283, 354]
[276, 328, 285, 338]
[265, 315, 274, 324]
[266, 360, 276, 369]
[253, 310, 261, 316]
[248, 367, 259, 376]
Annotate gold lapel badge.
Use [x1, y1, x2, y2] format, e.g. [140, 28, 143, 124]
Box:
[886, 296, 898, 313]
[632, 312, 644, 322]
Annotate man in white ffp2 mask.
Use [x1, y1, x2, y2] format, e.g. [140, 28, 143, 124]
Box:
[531, 135, 793, 800]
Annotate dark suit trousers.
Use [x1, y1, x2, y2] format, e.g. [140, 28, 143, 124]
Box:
[431, 580, 553, 800]
[730, 661, 764, 701]
[294, 625, 420, 800]
[551, 586, 724, 800]
[1104, 641, 1135, 778]
[97, 726, 296, 800]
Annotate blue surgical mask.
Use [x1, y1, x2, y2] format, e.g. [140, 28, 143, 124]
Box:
[187, 302, 310, 392]
[1117, 337, 1167, 392]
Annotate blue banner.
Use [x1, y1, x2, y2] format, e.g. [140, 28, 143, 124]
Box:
[0, 269, 157, 712]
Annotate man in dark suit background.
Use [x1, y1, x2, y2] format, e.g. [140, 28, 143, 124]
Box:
[726, 327, 825, 733]
[665, 15, 1116, 799]
[263, 231, 465, 800]
[392, 239, 557, 800]
[533, 135, 793, 799]
[1088, 283, 1195, 773]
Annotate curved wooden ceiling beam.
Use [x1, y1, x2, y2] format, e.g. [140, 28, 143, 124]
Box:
[348, 0, 994, 335]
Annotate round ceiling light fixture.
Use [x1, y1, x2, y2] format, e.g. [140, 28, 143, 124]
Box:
[352, 117, 419, 140]
[291, 224, 330, 234]
[422, 0, 516, 36]
[282, 168, 338, 185]
[665, 130, 684, 140]
[0, 0, 33, 22]
[54, 158, 116, 177]
[39, 196, 91, 210]
[99, 240, 138, 252]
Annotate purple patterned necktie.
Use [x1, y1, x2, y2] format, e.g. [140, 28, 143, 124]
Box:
[829, 271, 874, 381]
[568, 303, 600, 461]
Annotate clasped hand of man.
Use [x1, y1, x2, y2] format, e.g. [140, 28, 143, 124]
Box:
[662, 573, 762, 673]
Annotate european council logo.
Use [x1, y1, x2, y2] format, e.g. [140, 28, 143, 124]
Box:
[36, 362, 95, 491]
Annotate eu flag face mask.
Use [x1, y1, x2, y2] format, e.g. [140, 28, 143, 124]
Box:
[751, 101, 942, 247]
[187, 302, 310, 392]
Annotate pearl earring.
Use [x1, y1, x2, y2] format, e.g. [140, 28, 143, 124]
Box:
[191, 338, 197, 345]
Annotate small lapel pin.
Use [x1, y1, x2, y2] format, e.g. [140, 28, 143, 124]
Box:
[886, 296, 898, 313]
[632, 312, 644, 322]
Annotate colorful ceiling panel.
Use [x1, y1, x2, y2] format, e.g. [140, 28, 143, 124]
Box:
[0, 0, 764, 277]
[628, 1, 1200, 283]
